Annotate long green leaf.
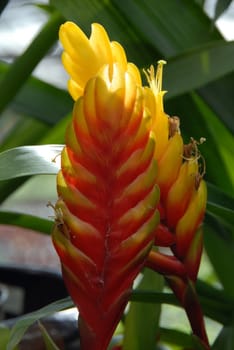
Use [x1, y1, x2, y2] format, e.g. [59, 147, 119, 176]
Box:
[198, 73, 234, 134]
[7, 297, 73, 350]
[0, 63, 72, 125]
[212, 323, 234, 350]
[38, 322, 60, 350]
[0, 211, 53, 234]
[163, 41, 234, 99]
[214, 0, 233, 21]
[0, 116, 70, 203]
[112, 0, 222, 58]
[0, 0, 9, 15]
[0, 145, 63, 180]
[204, 223, 234, 298]
[0, 117, 49, 152]
[123, 269, 163, 350]
[0, 11, 64, 115]
[159, 327, 207, 350]
[206, 183, 234, 227]
[207, 182, 234, 207]
[130, 286, 233, 325]
[207, 203, 234, 226]
[0, 327, 18, 350]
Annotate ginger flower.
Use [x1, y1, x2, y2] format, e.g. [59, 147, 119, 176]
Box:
[53, 21, 209, 350]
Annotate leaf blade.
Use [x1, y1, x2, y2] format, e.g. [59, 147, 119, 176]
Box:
[0, 11, 65, 116]
[0, 211, 53, 234]
[6, 297, 73, 350]
[0, 145, 63, 180]
[123, 269, 163, 350]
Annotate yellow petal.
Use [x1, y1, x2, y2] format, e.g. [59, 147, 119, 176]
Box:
[156, 133, 183, 197]
[166, 159, 199, 228]
[59, 21, 137, 101]
[153, 108, 169, 160]
[111, 41, 127, 71]
[176, 179, 207, 258]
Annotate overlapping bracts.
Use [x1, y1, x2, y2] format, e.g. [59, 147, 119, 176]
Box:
[52, 64, 159, 350]
[53, 21, 209, 350]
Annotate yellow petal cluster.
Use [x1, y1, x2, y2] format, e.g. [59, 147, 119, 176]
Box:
[59, 22, 141, 100]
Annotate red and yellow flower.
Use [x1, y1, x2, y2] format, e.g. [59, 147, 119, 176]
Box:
[53, 22, 159, 350]
[52, 22, 209, 350]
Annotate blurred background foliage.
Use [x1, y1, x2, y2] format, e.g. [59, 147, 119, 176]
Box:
[0, 0, 234, 349]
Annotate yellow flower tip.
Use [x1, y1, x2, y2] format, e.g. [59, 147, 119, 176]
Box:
[59, 21, 139, 101]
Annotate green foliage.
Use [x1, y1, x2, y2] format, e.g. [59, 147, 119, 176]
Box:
[0, 145, 62, 180]
[123, 269, 163, 350]
[0, 0, 233, 349]
[214, 0, 233, 21]
[6, 298, 73, 350]
[0, 326, 18, 350]
[38, 322, 61, 350]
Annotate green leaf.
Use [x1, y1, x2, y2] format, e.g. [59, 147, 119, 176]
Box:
[198, 72, 234, 135]
[207, 202, 234, 226]
[206, 183, 234, 227]
[38, 322, 60, 350]
[160, 327, 207, 350]
[39, 114, 71, 144]
[204, 223, 234, 298]
[0, 116, 49, 152]
[123, 269, 163, 350]
[194, 0, 206, 7]
[130, 286, 233, 325]
[130, 290, 178, 306]
[207, 182, 234, 208]
[0, 327, 18, 350]
[0, 11, 65, 116]
[212, 323, 234, 350]
[0, 145, 63, 180]
[163, 41, 234, 99]
[190, 93, 234, 190]
[0, 0, 9, 15]
[0, 116, 70, 203]
[214, 0, 233, 21]
[0, 211, 53, 234]
[0, 62, 72, 126]
[7, 297, 73, 350]
[112, 0, 222, 58]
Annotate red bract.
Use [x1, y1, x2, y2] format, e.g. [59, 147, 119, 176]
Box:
[144, 64, 209, 348]
[52, 64, 159, 350]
